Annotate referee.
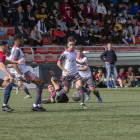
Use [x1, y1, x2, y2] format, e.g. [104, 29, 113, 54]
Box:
[100, 43, 120, 88]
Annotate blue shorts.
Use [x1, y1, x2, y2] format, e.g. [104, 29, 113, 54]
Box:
[125, 38, 132, 43]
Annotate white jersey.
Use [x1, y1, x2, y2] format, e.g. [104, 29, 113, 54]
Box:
[58, 49, 78, 76]
[11, 45, 28, 77]
[76, 55, 92, 78]
[6, 55, 15, 74]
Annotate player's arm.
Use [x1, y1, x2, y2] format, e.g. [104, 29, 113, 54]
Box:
[0, 62, 14, 82]
[76, 60, 87, 65]
[26, 59, 33, 64]
[5, 58, 25, 65]
[57, 53, 69, 76]
[78, 66, 88, 71]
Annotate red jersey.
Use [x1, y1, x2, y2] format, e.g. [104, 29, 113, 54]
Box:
[0, 51, 6, 63]
[118, 74, 126, 80]
[125, 72, 135, 78]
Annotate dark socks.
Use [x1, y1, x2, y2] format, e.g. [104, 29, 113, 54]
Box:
[83, 87, 88, 93]
[34, 85, 43, 105]
[3, 83, 13, 105]
[24, 87, 30, 95]
[58, 88, 68, 95]
[94, 90, 100, 98]
[79, 85, 85, 104]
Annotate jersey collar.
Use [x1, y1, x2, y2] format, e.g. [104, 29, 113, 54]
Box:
[67, 48, 74, 53]
[77, 55, 83, 60]
[14, 45, 20, 48]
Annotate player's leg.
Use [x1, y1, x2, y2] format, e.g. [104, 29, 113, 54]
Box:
[31, 76, 46, 111]
[75, 79, 88, 109]
[86, 77, 102, 103]
[17, 80, 32, 98]
[0, 79, 14, 112]
[134, 77, 140, 87]
[51, 77, 60, 90]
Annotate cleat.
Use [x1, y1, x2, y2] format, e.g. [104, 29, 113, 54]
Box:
[54, 92, 60, 103]
[98, 97, 103, 103]
[38, 106, 46, 111]
[31, 106, 42, 111]
[80, 104, 88, 109]
[50, 71, 57, 81]
[114, 86, 120, 89]
[2, 105, 14, 112]
[24, 94, 32, 99]
[86, 90, 91, 100]
[16, 86, 20, 94]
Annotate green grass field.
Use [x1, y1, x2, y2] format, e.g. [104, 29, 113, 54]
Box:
[0, 88, 140, 140]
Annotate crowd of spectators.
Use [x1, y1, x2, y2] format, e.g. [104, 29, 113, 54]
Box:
[94, 66, 140, 88]
[0, 0, 140, 46]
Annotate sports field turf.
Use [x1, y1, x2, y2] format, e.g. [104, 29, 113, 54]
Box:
[0, 88, 140, 140]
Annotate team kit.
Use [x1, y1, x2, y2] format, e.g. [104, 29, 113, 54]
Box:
[0, 34, 102, 112]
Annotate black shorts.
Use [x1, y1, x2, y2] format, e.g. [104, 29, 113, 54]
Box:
[0, 78, 4, 86]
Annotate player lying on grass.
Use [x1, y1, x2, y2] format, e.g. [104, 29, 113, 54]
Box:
[76, 45, 102, 102]
[0, 41, 25, 112]
[41, 71, 69, 104]
[4, 47, 32, 99]
[11, 33, 46, 111]
[56, 37, 88, 109]
[125, 67, 140, 87]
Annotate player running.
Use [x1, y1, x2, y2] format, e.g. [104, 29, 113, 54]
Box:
[10, 34, 46, 111]
[0, 41, 25, 112]
[56, 37, 88, 109]
[4, 47, 32, 99]
[76, 45, 102, 102]
[41, 71, 69, 104]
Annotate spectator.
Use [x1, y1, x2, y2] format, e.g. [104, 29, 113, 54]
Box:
[36, 18, 49, 38]
[118, 68, 130, 87]
[46, 18, 56, 40]
[51, 0, 61, 14]
[84, 1, 96, 19]
[12, 6, 28, 30]
[15, 23, 30, 45]
[111, 26, 121, 45]
[102, 19, 113, 41]
[30, 26, 42, 47]
[43, 0, 54, 11]
[63, 8, 72, 26]
[116, 11, 126, 24]
[78, 2, 85, 15]
[36, 7, 48, 21]
[61, 0, 73, 14]
[107, 1, 117, 17]
[97, 1, 107, 22]
[79, 24, 92, 46]
[117, 2, 127, 18]
[66, 24, 77, 44]
[128, 1, 139, 22]
[56, 14, 67, 32]
[125, 67, 140, 87]
[40, 2, 49, 14]
[90, 19, 100, 35]
[2, 0, 14, 25]
[50, 7, 58, 19]
[52, 25, 66, 45]
[88, 25, 101, 45]
[91, 0, 98, 13]
[110, 0, 118, 5]
[75, 8, 86, 26]
[68, 0, 78, 12]
[95, 67, 107, 88]
[33, 0, 42, 10]
[24, 4, 36, 30]
[114, 18, 122, 34]
[100, 43, 119, 89]
[121, 27, 136, 46]
[136, 67, 140, 83]
[105, 9, 113, 22]
[125, 18, 139, 37]
[72, 17, 81, 35]
[0, 5, 4, 20]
